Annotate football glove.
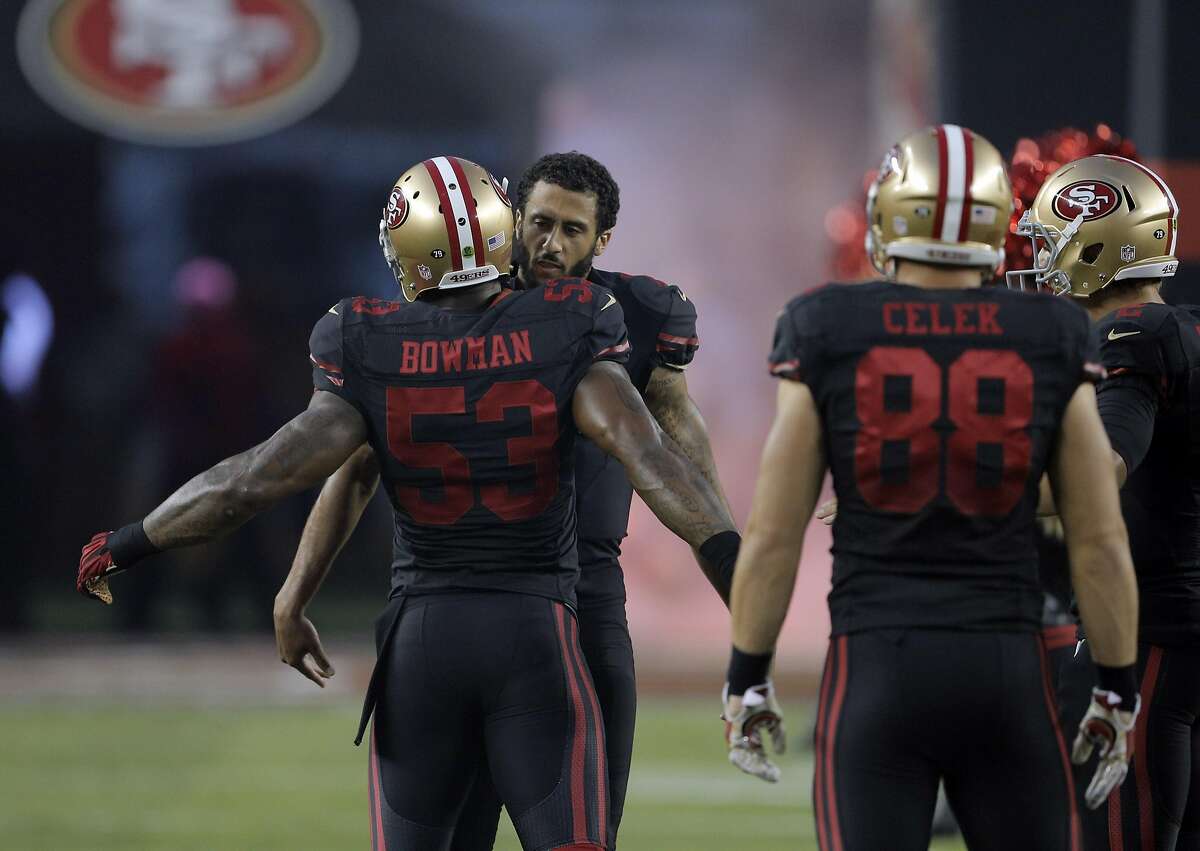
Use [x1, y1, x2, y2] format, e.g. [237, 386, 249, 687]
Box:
[723, 681, 786, 783]
[76, 531, 124, 604]
[1072, 688, 1140, 809]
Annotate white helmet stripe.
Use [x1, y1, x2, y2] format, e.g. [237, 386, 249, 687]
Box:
[431, 156, 478, 269]
[940, 124, 968, 243]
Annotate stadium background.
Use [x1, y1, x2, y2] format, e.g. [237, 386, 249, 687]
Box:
[1, 0, 1198, 848]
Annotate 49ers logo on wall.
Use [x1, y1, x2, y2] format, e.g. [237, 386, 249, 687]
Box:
[16, 0, 358, 146]
[1052, 180, 1122, 222]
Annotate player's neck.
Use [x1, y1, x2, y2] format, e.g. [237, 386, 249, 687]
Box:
[1084, 282, 1165, 323]
[424, 281, 503, 311]
[891, 260, 986, 290]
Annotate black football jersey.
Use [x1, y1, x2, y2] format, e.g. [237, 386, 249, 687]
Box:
[572, 269, 699, 564]
[309, 279, 630, 604]
[1094, 301, 1200, 646]
[770, 281, 1099, 634]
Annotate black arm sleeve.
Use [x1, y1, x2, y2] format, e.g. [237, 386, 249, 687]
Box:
[1097, 374, 1160, 476]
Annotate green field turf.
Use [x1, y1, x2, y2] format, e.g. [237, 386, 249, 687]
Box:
[0, 698, 968, 850]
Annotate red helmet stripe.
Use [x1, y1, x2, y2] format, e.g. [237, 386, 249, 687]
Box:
[956, 128, 975, 243]
[938, 124, 969, 243]
[423, 159, 464, 271]
[1096, 154, 1179, 256]
[448, 157, 487, 266]
[932, 125, 949, 239]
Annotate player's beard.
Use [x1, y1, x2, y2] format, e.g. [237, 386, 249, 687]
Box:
[512, 238, 597, 289]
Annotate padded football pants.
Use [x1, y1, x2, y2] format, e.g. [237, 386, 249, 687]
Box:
[813, 629, 1080, 851]
[449, 560, 636, 850]
[1061, 640, 1200, 851]
[367, 591, 609, 851]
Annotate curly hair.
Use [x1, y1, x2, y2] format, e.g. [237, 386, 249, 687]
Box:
[514, 151, 620, 233]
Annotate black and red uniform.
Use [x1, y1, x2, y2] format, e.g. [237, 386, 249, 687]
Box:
[1059, 301, 1200, 851]
[450, 268, 699, 850]
[310, 278, 629, 851]
[770, 280, 1100, 851]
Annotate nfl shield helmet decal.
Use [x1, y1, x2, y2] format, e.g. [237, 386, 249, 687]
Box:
[16, 0, 359, 145]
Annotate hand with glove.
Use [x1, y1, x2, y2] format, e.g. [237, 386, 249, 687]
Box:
[76, 522, 159, 604]
[1072, 686, 1140, 809]
[723, 646, 786, 782]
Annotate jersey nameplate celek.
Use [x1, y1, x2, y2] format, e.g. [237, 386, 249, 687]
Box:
[882, 301, 1003, 336]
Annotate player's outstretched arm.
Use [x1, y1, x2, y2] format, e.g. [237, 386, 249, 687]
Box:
[1050, 381, 1140, 808]
[723, 379, 825, 782]
[643, 367, 734, 516]
[275, 443, 380, 687]
[77, 390, 367, 603]
[574, 360, 739, 599]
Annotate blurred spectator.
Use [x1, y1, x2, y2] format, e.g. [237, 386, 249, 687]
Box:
[118, 258, 279, 631]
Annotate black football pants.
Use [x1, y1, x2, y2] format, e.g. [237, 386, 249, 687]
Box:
[813, 629, 1080, 851]
[449, 560, 636, 850]
[368, 591, 609, 851]
[1060, 640, 1200, 851]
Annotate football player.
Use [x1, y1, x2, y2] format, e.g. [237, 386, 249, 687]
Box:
[272, 151, 735, 849]
[1014, 154, 1195, 850]
[77, 157, 740, 851]
[722, 126, 1139, 850]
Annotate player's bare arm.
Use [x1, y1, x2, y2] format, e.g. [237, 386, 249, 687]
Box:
[77, 390, 367, 603]
[573, 360, 737, 589]
[1049, 381, 1141, 808]
[729, 379, 826, 653]
[275, 442, 380, 687]
[722, 379, 825, 782]
[643, 366, 734, 515]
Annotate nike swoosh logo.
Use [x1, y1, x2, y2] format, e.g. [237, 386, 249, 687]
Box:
[678, 290, 688, 302]
[328, 305, 340, 315]
[1108, 329, 1141, 341]
[601, 294, 617, 310]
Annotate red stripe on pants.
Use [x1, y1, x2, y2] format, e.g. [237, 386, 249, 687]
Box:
[813, 645, 835, 851]
[565, 610, 607, 847]
[824, 636, 848, 851]
[369, 724, 387, 851]
[554, 603, 589, 845]
[1037, 635, 1081, 851]
[1135, 646, 1164, 851]
[1108, 787, 1124, 851]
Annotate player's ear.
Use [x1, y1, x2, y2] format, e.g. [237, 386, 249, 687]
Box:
[593, 228, 614, 257]
[514, 209, 524, 238]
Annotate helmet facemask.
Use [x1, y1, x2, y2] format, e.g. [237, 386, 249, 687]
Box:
[1005, 209, 1085, 296]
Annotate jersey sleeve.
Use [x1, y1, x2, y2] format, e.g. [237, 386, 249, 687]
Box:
[588, 288, 631, 365]
[768, 296, 816, 382]
[652, 287, 699, 370]
[1095, 306, 1170, 387]
[1097, 375, 1160, 474]
[309, 302, 348, 396]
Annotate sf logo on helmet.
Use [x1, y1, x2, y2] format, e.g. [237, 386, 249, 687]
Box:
[1053, 180, 1121, 221]
[386, 187, 409, 229]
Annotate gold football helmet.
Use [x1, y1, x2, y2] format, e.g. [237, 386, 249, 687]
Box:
[866, 125, 1013, 275]
[379, 156, 514, 302]
[1006, 154, 1179, 297]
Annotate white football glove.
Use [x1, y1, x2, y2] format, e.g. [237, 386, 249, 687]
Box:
[1072, 688, 1140, 810]
[723, 681, 786, 783]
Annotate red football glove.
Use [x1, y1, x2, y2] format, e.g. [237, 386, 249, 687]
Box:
[77, 531, 120, 604]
